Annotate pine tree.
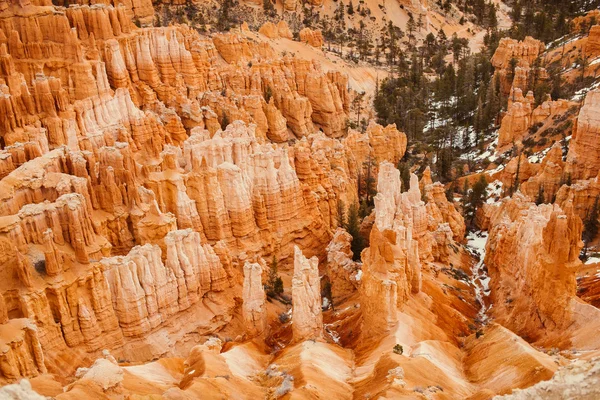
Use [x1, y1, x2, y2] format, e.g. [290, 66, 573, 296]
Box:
[216, 0, 233, 31]
[345, 202, 365, 261]
[466, 175, 488, 226]
[407, 14, 416, 42]
[512, 152, 522, 195]
[397, 160, 411, 192]
[336, 199, 346, 228]
[221, 113, 230, 129]
[364, 155, 375, 204]
[535, 184, 545, 205]
[264, 86, 273, 103]
[266, 256, 284, 298]
[358, 198, 370, 219]
[417, 15, 424, 32]
[583, 196, 600, 259]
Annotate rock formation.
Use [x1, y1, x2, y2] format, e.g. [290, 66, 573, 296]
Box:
[292, 246, 323, 342]
[496, 358, 600, 399]
[521, 143, 566, 203]
[0, 0, 415, 381]
[0, 0, 599, 396]
[299, 28, 324, 48]
[491, 37, 546, 96]
[359, 162, 466, 337]
[498, 89, 535, 148]
[483, 194, 600, 348]
[259, 21, 293, 40]
[325, 228, 361, 304]
[242, 261, 267, 337]
[585, 25, 600, 57]
[498, 88, 577, 149]
[0, 319, 46, 381]
[566, 89, 600, 180]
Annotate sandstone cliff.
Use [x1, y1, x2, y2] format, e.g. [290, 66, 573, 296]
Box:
[491, 37, 546, 96]
[484, 194, 600, 349]
[292, 246, 323, 342]
[0, 0, 412, 382]
[566, 89, 600, 180]
[242, 261, 267, 337]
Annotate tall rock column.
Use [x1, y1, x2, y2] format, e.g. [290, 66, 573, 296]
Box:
[42, 229, 62, 276]
[566, 89, 600, 180]
[292, 246, 323, 342]
[242, 261, 267, 337]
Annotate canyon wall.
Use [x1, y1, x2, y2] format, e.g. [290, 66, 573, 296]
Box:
[566, 89, 600, 180]
[483, 194, 600, 348]
[491, 36, 546, 96]
[0, 0, 410, 382]
[359, 162, 465, 338]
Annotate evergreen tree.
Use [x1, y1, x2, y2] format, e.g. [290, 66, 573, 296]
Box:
[512, 152, 522, 195]
[397, 160, 411, 192]
[266, 256, 284, 298]
[364, 155, 376, 204]
[487, 2, 498, 29]
[437, 147, 453, 183]
[337, 199, 346, 228]
[264, 86, 273, 103]
[358, 198, 370, 219]
[216, 0, 234, 31]
[583, 196, 600, 255]
[535, 184, 545, 205]
[221, 113, 230, 129]
[345, 202, 365, 261]
[263, 0, 276, 17]
[407, 14, 416, 42]
[466, 175, 488, 226]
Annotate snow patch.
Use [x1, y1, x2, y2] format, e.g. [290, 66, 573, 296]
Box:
[466, 231, 491, 323]
[354, 269, 363, 281]
[585, 257, 600, 265]
[486, 180, 503, 204]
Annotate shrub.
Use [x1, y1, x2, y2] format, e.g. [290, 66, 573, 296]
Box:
[278, 312, 290, 323]
[34, 259, 46, 275]
[393, 344, 403, 355]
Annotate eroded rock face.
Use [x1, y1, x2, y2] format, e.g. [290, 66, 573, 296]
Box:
[292, 246, 323, 342]
[242, 261, 267, 337]
[359, 162, 466, 337]
[0, 0, 414, 382]
[299, 28, 324, 48]
[585, 25, 600, 57]
[495, 358, 600, 400]
[0, 318, 46, 380]
[521, 143, 566, 203]
[422, 176, 466, 252]
[498, 89, 534, 148]
[566, 89, 600, 180]
[259, 21, 293, 40]
[360, 165, 421, 337]
[491, 37, 546, 95]
[497, 88, 577, 150]
[491, 38, 545, 70]
[3, 0, 598, 396]
[484, 194, 600, 348]
[325, 228, 361, 304]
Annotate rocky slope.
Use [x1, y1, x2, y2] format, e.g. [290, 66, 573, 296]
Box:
[0, 0, 410, 382]
[1, 0, 600, 398]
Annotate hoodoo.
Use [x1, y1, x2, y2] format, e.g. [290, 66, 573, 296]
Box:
[1, 0, 600, 397]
